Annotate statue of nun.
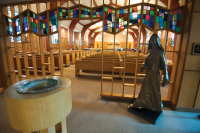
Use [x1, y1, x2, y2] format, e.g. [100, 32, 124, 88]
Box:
[128, 34, 169, 111]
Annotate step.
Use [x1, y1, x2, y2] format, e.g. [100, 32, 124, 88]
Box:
[43, 63, 51, 65]
[126, 55, 138, 57]
[113, 67, 124, 69]
[124, 83, 135, 87]
[102, 77, 113, 80]
[137, 74, 146, 77]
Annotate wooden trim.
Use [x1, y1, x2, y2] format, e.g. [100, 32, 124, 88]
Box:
[92, 5, 103, 9]
[129, 3, 143, 7]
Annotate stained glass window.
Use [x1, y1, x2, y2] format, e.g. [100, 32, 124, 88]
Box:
[49, 10, 58, 33]
[59, 8, 68, 18]
[156, 8, 168, 29]
[92, 8, 103, 17]
[169, 9, 182, 32]
[6, 17, 13, 35]
[143, 6, 155, 29]
[40, 13, 48, 35]
[7, 6, 11, 17]
[86, 36, 88, 45]
[22, 12, 29, 32]
[70, 7, 79, 18]
[52, 33, 58, 44]
[81, 7, 91, 18]
[104, 7, 115, 33]
[129, 6, 141, 25]
[14, 17, 21, 35]
[30, 11, 38, 34]
[11, 36, 21, 42]
[116, 8, 128, 32]
[79, 33, 81, 45]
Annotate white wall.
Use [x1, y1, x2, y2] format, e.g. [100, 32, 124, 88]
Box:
[95, 32, 133, 42]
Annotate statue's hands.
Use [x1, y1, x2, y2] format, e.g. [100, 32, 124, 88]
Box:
[162, 78, 169, 87]
[141, 64, 147, 72]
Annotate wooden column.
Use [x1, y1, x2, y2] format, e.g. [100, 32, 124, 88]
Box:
[58, 20, 63, 76]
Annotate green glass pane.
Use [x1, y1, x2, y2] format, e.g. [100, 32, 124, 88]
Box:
[105, 7, 108, 12]
[163, 21, 167, 28]
[143, 10, 146, 14]
[133, 17, 137, 19]
[81, 14, 85, 18]
[33, 14, 35, 18]
[55, 18, 57, 25]
[156, 16, 159, 23]
[34, 23, 36, 28]
[130, 7, 132, 12]
[124, 21, 127, 25]
[150, 11, 154, 16]
[62, 9, 66, 12]
[157, 9, 159, 12]
[31, 22, 33, 26]
[112, 10, 115, 14]
[88, 9, 90, 12]
[176, 26, 180, 32]
[117, 10, 120, 14]
[70, 9, 73, 12]
[92, 15, 96, 17]
[137, 10, 141, 14]
[142, 19, 145, 23]
[27, 12, 28, 17]
[116, 28, 118, 32]
[59, 12, 62, 16]
[46, 28, 48, 34]
[49, 17, 51, 21]
[173, 14, 177, 21]
[177, 14, 181, 21]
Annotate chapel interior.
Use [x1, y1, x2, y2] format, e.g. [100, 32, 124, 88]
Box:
[0, 0, 200, 132]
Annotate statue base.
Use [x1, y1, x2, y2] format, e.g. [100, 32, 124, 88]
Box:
[128, 108, 162, 124]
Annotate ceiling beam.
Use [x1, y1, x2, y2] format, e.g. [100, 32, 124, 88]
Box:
[78, 22, 84, 26]
[108, 3, 121, 7]
[81, 20, 102, 49]
[125, 0, 128, 6]
[93, 0, 97, 7]
[71, 0, 77, 5]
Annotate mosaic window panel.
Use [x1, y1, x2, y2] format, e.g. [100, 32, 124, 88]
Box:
[40, 13, 48, 35]
[156, 9, 168, 29]
[92, 8, 103, 17]
[14, 17, 21, 35]
[49, 10, 58, 33]
[116, 8, 128, 32]
[70, 7, 79, 18]
[22, 12, 29, 32]
[81, 7, 91, 18]
[104, 7, 115, 33]
[30, 11, 38, 34]
[169, 9, 182, 32]
[59, 8, 68, 18]
[6, 17, 13, 35]
[129, 6, 141, 25]
[143, 6, 155, 29]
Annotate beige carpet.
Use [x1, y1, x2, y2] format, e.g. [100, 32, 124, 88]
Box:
[0, 65, 199, 133]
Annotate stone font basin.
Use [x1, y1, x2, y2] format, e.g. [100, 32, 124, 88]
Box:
[17, 78, 62, 94]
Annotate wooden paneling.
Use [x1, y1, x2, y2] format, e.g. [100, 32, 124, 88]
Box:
[194, 83, 200, 108]
[184, 12, 200, 71]
[177, 71, 200, 107]
[194, 0, 200, 11]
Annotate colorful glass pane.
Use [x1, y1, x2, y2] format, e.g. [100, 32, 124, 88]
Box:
[116, 8, 128, 32]
[30, 11, 38, 34]
[40, 13, 48, 35]
[6, 17, 13, 35]
[155, 8, 168, 29]
[143, 5, 155, 29]
[70, 7, 79, 18]
[129, 5, 141, 25]
[104, 7, 115, 33]
[92, 8, 103, 17]
[169, 8, 182, 32]
[81, 7, 91, 18]
[22, 12, 29, 32]
[14, 17, 21, 35]
[59, 8, 68, 18]
[49, 10, 58, 33]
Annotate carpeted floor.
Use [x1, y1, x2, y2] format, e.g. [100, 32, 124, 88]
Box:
[0, 65, 200, 133]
